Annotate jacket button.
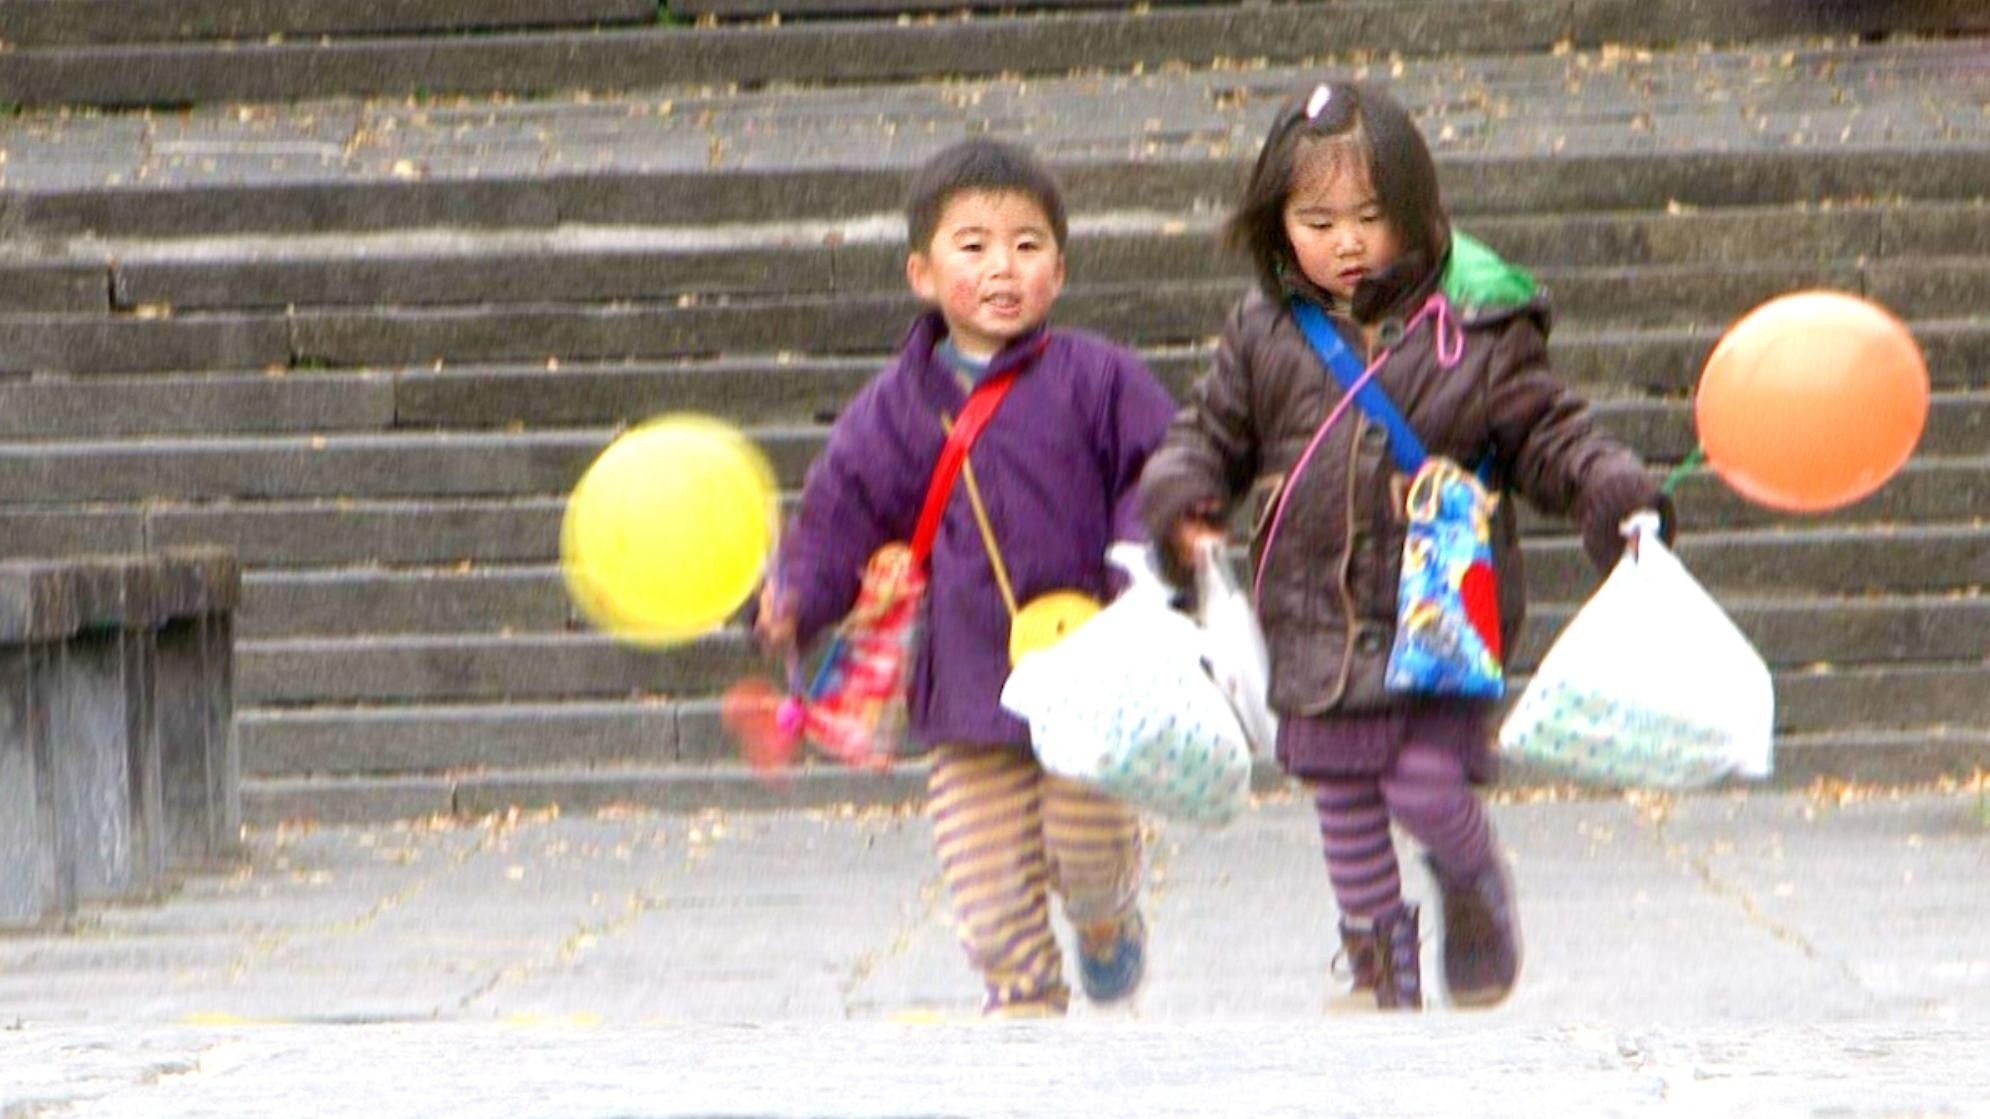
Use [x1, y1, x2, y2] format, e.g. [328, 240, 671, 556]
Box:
[1361, 424, 1389, 448]
[1356, 627, 1387, 653]
[1377, 319, 1405, 348]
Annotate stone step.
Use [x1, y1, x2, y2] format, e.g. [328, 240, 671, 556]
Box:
[395, 355, 922, 431]
[0, 286, 1225, 375]
[2, 314, 1983, 439]
[1587, 391, 1989, 464]
[0, 257, 108, 314]
[384, 318, 1990, 430]
[0, 378, 1980, 536]
[98, 204, 1990, 310]
[667, 0, 1962, 32]
[240, 566, 576, 638]
[235, 591, 1989, 707]
[0, 313, 289, 376]
[110, 225, 850, 310]
[12, 0, 1980, 106]
[0, 429, 610, 504]
[16, 141, 1990, 242]
[1518, 593, 1990, 677]
[238, 720, 1990, 824]
[682, 702, 1990, 785]
[1552, 319, 1990, 399]
[11, 38, 1988, 224]
[1, 440, 1986, 567]
[7, 268, 1988, 377]
[239, 632, 763, 707]
[0, 372, 392, 439]
[265, 286, 1990, 371]
[670, 0, 1184, 15]
[6, 288, 1225, 374]
[0, 509, 146, 561]
[238, 699, 682, 779]
[142, 498, 570, 567]
[0, 427, 873, 504]
[1522, 524, 1990, 600]
[5, 384, 1985, 503]
[240, 763, 930, 825]
[0, 0, 654, 47]
[230, 522, 1990, 637]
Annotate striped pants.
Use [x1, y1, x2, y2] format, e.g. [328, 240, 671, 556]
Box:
[926, 744, 1145, 1016]
[1311, 739, 1495, 921]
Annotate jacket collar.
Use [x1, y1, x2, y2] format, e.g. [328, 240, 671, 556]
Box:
[901, 309, 1052, 409]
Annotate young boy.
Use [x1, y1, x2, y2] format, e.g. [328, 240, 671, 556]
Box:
[756, 139, 1177, 1016]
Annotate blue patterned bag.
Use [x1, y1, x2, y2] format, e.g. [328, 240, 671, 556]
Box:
[1388, 459, 1504, 698]
[1291, 300, 1504, 699]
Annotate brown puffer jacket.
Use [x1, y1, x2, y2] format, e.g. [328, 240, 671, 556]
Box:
[1139, 278, 1665, 719]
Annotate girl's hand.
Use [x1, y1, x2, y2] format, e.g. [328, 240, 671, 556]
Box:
[753, 580, 797, 654]
[1172, 519, 1227, 574]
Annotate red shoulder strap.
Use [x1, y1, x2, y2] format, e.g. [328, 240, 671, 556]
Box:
[909, 367, 1020, 568]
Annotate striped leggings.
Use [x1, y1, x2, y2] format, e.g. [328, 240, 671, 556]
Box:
[1312, 739, 1495, 921]
[926, 744, 1144, 1016]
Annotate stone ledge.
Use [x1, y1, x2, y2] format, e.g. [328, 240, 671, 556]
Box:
[0, 549, 241, 930]
[0, 549, 239, 645]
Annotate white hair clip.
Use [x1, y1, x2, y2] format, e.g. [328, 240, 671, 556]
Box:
[1305, 84, 1332, 120]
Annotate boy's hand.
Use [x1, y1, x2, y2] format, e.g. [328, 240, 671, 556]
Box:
[753, 580, 797, 654]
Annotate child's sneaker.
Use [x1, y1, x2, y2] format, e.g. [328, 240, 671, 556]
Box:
[1076, 909, 1147, 1004]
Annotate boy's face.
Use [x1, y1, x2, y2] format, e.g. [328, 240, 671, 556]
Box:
[907, 189, 1065, 360]
[1282, 147, 1402, 305]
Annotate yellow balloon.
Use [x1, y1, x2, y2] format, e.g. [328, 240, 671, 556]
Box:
[561, 414, 777, 647]
[1009, 590, 1101, 665]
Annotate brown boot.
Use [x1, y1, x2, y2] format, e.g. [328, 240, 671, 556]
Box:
[1332, 917, 1382, 1007]
[1426, 853, 1522, 1008]
[1371, 903, 1423, 1011]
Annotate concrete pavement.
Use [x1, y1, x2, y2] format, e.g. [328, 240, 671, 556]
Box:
[1, 783, 1986, 1115]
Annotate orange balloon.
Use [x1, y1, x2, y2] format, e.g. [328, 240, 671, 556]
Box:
[1695, 290, 1928, 513]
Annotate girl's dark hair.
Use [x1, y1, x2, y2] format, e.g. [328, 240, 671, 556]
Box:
[905, 139, 1069, 253]
[1225, 81, 1449, 303]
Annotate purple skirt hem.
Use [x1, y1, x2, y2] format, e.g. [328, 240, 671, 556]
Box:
[1276, 701, 1498, 784]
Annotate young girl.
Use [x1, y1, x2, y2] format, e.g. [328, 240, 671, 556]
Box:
[757, 139, 1177, 1017]
[1140, 81, 1670, 1010]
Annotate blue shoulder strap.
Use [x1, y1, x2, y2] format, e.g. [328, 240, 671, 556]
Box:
[1290, 300, 1426, 474]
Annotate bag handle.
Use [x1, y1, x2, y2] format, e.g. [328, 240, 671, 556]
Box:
[1255, 297, 1486, 604]
[910, 370, 1018, 568]
[1291, 300, 1426, 473]
[1250, 311, 1388, 604]
[930, 410, 1021, 619]
[959, 454, 1019, 618]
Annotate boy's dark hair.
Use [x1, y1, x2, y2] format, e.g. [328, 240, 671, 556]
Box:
[1225, 81, 1449, 305]
[905, 139, 1069, 254]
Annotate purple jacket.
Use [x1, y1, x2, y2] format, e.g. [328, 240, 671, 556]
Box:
[779, 310, 1176, 748]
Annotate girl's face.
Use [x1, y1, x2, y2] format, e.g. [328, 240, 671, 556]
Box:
[1281, 146, 1401, 305]
[907, 189, 1066, 360]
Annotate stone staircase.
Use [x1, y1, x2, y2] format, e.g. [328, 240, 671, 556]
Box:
[2, 2, 1987, 823]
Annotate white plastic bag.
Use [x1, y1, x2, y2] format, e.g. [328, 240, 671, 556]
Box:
[1000, 544, 1253, 825]
[1497, 514, 1774, 789]
[1194, 538, 1279, 757]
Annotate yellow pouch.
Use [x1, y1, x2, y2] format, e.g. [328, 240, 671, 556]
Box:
[1009, 590, 1102, 665]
